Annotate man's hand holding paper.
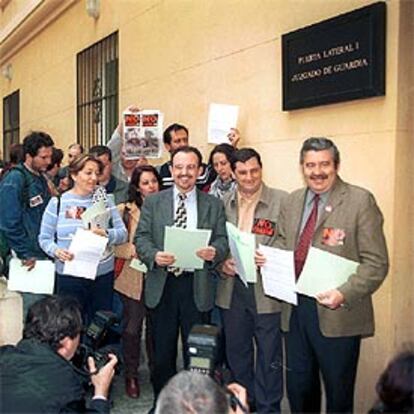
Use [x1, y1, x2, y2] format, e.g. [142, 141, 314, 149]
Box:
[196, 246, 216, 262]
[164, 226, 212, 269]
[155, 251, 175, 267]
[316, 289, 345, 310]
[221, 258, 237, 277]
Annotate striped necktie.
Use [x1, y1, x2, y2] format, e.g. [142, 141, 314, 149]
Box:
[175, 192, 187, 228]
[170, 192, 187, 276]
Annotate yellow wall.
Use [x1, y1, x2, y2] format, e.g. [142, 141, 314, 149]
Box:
[1, 0, 413, 411]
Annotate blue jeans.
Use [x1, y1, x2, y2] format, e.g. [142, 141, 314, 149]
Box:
[56, 271, 114, 324]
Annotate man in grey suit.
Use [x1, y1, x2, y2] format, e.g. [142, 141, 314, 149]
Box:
[135, 146, 228, 401]
[278, 137, 389, 413]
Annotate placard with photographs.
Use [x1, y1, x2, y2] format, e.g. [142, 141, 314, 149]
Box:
[123, 110, 163, 159]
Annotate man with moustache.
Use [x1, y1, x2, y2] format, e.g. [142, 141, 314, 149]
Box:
[0, 131, 54, 316]
[277, 137, 389, 413]
[135, 146, 228, 405]
[217, 148, 287, 413]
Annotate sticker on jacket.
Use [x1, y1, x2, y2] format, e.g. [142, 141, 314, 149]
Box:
[252, 218, 276, 237]
[322, 227, 346, 246]
[65, 206, 87, 220]
[29, 195, 44, 208]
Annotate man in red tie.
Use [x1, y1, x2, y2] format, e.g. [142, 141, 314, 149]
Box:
[277, 137, 389, 413]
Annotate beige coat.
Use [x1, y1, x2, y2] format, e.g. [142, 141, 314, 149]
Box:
[216, 184, 288, 314]
[114, 202, 143, 301]
[278, 177, 389, 337]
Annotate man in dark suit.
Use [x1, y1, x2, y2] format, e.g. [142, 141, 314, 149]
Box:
[278, 137, 389, 413]
[135, 146, 228, 402]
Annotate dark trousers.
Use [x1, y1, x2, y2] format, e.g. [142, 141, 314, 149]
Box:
[119, 293, 154, 379]
[221, 278, 283, 414]
[56, 271, 114, 324]
[286, 295, 361, 413]
[150, 272, 208, 398]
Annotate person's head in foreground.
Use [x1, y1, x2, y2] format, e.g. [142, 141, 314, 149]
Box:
[155, 371, 249, 414]
[370, 350, 414, 413]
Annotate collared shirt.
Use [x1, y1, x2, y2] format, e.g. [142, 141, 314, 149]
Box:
[237, 184, 263, 233]
[299, 189, 331, 233]
[173, 185, 197, 229]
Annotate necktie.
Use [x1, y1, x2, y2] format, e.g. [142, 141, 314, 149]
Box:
[175, 193, 187, 229]
[170, 193, 187, 276]
[294, 194, 319, 279]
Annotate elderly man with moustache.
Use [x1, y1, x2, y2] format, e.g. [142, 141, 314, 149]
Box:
[277, 137, 389, 413]
[135, 146, 228, 408]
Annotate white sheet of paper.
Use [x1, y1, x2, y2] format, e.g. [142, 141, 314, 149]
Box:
[8, 258, 55, 294]
[259, 244, 297, 305]
[226, 222, 256, 286]
[63, 228, 108, 279]
[129, 258, 148, 273]
[164, 227, 212, 269]
[207, 103, 239, 144]
[296, 247, 359, 297]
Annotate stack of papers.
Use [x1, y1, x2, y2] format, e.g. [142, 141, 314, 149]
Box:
[259, 245, 297, 305]
[8, 258, 55, 294]
[63, 228, 108, 279]
[164, 226, 212, 269]
[296, 247, 358, 297]
[226, 222, 256, 286]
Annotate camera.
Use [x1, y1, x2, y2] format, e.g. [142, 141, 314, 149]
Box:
[187, 324, 222, 381]
[187, 324, 248, 413]
[71, 310, 120, 375]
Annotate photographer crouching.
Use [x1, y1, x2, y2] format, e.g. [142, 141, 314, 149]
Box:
[0, 296, 117, 413]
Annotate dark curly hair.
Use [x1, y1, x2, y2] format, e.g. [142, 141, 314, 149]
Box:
[22, 131, 54, 157]
[128, 165, 162, 208]
[23, 296, 83, 352]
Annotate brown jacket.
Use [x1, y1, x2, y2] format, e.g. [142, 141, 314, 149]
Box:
[216, 184, 288, 314]
[278, 177, 389, 337]
[114, 202, 143, 300]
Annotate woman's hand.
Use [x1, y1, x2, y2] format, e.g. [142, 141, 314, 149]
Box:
[126, 243, 137, 259]
[90, 227, 108, 238]
[54, 248, 74, 262]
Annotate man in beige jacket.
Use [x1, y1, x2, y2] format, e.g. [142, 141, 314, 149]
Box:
[216, 148, 287, 413]
[278, 137, 389, 413]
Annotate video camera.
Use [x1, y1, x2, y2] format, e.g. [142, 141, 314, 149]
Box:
[71, 310, 120, 375]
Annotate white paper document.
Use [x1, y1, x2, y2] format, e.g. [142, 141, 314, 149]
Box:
[207, 103, 239, 144]
[164, 226, 212, 270]
[81, 199, 110, 229]
[129, 258, 148, 273]
[296, 247, 359, 297]
[226, 222, 256, 286]
[63, 228, 108, 279]
[259, 245, 297, 305]
[8, 258, 55, 294]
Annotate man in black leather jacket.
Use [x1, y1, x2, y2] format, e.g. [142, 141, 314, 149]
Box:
[0, 296, 117, 413]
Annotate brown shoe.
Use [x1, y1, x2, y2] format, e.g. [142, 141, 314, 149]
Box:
[125, 377, 140, 399]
